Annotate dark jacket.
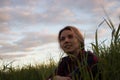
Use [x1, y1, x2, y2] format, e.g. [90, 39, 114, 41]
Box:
[47, 51, 100, 80]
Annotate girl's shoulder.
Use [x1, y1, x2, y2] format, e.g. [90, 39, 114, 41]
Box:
[85, 51, 98, 64]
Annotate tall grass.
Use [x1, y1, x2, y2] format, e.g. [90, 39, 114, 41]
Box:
[91, 17, 120, 80]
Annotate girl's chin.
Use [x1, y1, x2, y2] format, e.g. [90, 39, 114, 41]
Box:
[65, 50, 74, 54]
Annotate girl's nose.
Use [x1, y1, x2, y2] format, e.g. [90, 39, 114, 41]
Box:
[65, 38, 70, 42]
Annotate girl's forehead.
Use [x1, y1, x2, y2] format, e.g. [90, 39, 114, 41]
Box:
[60, 30, 75, 36]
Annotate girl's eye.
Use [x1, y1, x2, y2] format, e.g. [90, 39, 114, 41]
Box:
[68, 35, 73, 39]
[60, 37, 65, 41]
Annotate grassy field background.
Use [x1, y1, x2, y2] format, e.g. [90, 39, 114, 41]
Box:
[0, 17, 120, 80]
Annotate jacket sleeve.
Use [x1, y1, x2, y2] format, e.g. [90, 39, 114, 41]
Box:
[46, 57, 68, 80]
[87, 51, 101, 80]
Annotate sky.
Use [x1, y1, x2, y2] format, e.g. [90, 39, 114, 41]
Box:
[0, 0, 120, 68]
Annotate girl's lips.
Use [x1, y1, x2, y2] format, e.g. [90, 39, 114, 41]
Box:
[64, 44, 72, 49]
[65, 45, 71, 49]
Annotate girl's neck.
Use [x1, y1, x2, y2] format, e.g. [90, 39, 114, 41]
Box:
[69, 49, 83, 57]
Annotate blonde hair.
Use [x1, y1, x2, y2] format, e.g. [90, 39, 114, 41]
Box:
[58, 26, 84, 50]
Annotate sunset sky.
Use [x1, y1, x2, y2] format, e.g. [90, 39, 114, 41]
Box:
[0, 0, 120, 67]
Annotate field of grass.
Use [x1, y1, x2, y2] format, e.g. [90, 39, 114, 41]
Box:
[0, 60, 57, 80]
[0, 17, 120, 80]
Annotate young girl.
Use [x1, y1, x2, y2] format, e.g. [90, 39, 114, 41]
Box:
[47, 26, 100, 80]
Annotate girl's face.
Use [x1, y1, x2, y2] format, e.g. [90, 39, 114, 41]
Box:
[59, 30, 80, 54]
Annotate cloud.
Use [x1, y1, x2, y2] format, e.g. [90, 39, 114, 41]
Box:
[0, 0, 95, 26]
[0, 13, 10, 22]
[0, 31, 57, 54]
[0, 7, 11, 23]
[0, 0, 119, 27]
[0, 0, 40, 8]
[0, 0, 119, 56]
[0, 53, 27, 59]
[0, 0, 11, 7]
[0, 25, 10, 34]
[16, 31, 58, 47]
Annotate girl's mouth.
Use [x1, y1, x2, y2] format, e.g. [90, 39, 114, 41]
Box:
[64, 44, 72, 49]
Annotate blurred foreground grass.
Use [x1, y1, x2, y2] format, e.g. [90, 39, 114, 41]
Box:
[0, 60, 56, 80]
